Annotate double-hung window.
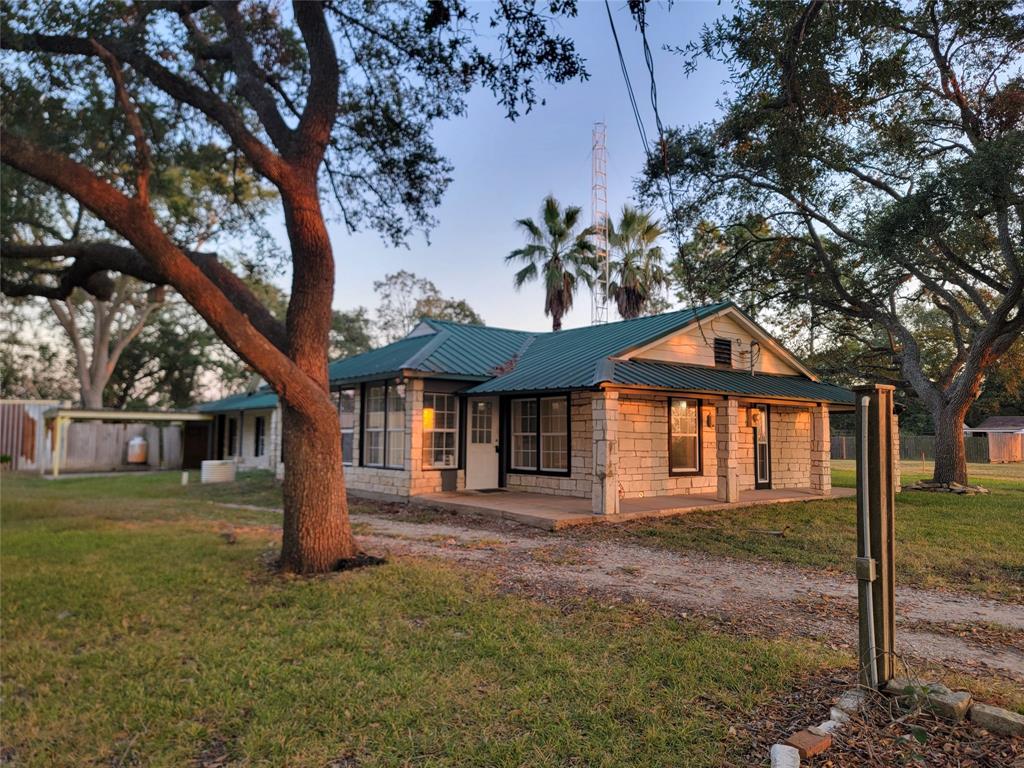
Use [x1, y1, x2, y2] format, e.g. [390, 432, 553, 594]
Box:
[338, 389, 355, 465]
[669, 397, 702, 474]
[362, 382, 405, 469]
[509, 395, 569, 474]
[422, 392, 458, 468]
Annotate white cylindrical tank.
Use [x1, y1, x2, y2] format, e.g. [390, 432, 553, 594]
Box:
[201, 459, 236, 484]
[127, 436, 148, 464]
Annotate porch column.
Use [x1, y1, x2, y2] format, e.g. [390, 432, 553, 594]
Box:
[592, 390, 620, 515]
[716, 399, 739, 502]
[810, 403, 831, 496]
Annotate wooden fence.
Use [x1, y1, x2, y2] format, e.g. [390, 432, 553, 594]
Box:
[57, 422, 182, 472]
[831, 433, 991, 463]
[0, 401, 184, 473]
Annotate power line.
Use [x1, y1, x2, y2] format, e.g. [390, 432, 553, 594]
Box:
[604, 0, 711, 345]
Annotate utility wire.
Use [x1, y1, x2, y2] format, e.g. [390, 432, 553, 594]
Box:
[604, 0, 711, 345]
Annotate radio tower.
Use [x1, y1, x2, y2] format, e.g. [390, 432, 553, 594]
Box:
[590, 122, 610, 325]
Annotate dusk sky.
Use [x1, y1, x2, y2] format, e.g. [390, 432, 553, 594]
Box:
[275, 1, 734, 334]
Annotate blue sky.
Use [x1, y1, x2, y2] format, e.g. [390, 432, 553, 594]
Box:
[278, 1, 734, 333]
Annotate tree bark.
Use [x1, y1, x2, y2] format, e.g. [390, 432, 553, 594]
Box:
[279, 402, 356, 571]
[932, 401, 970, 485]
[275, 172, 357, 572]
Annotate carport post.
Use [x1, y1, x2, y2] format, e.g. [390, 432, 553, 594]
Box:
[854, 384, 896, 688]
[52, 415, 64, 478]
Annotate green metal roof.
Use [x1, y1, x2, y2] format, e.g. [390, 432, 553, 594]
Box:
[607, 360, 854, 405]
[198, 302, 850, 409]
[328, 334, 434, 383]
[197, 389, 279, 413]
[328, 319, 532, 384]
[466, 303, 731, 394]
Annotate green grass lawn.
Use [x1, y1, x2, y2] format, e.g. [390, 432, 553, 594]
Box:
[604, 462, 1024, 601]
[2, 473, 845, 767]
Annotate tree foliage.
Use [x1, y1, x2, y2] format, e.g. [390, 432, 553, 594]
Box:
[0, 0, 585, 572]
[607, 206, 668, 319]
[645, 0, 1024, 483]
[373, 270, 482, 342]
[507, 195, 596, 331]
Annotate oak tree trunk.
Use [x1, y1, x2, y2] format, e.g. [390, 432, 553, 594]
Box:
[276, 177, 358, 572]
[279, 401, 357, 572]
[931, 402, 970, 485]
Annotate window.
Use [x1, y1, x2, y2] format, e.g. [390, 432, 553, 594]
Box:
[540, 397, 568, 471]
[423, 392, 458, 468]
[714, 338, 732, 368]
[669, 398, 701, 474]
[227, 417, 238, 457]
[509, 395, 570, 474]
[362, 382, 405, 469]
[339, 389, 355, 465]
[387, 384, 406, 468]
[510, 399, 538, 470]
[471, 400, 493, 444]
[254, 416, 265, 457]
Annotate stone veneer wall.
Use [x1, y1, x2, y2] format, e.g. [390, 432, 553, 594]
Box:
[503, 394, 818, 501]
[343, 377, 465, 500]
[617, 394, 718, 499]
[767, 406, 813, 489]
[503, 392, 594, 498]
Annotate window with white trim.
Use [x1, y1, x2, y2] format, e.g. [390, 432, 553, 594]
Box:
[423, 392, 457, 468]
[669, 397, 701, 474]
[509, 395, 570, 474]
[470, 400, 493, 444]
[386, 384, 406, 468]
[339, 389, 355, 465]
[540, 397, 568, 471]
[362, 382, 405, 469]
[510, 399, 538, 470]
[364, 384, 385, 466]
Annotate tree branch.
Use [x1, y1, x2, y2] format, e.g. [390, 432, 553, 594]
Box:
[1, 240, 287, 352]
[89, 39, 152, 207]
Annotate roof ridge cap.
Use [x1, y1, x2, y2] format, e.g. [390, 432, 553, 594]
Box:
[402, 328, 451, 370]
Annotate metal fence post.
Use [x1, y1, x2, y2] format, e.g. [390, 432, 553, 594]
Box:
[854, 384, 896, 688]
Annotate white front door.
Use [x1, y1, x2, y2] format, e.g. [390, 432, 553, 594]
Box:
[465, 397, 499, 489]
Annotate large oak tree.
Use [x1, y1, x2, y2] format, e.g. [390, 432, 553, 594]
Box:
[644, 0, 1024, 484]
[1, 0, 584, 572]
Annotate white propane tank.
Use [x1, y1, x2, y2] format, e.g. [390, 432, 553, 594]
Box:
[127, 436, 148, 464]
[201, 459, 237, 484]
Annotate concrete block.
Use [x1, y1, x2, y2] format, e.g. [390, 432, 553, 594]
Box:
[834, 688, 866, 714]
[884, 679, 970, 721]
[969, 702, 1024, 736]
[769, 743, 800, 768]
[812, 720, 842, 735]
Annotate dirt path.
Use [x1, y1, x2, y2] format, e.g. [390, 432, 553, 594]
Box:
[352, 512, 1024, 681]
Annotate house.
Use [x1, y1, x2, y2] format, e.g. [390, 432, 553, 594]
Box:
[199, 302, 860, 517]
[964, 416, 1024, 463]
[196, 389, 281, 473]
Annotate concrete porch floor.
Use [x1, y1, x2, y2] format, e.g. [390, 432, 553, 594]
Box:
[410, 486, 857, 531]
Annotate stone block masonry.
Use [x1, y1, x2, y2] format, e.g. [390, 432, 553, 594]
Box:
[505, 392, 594, 498]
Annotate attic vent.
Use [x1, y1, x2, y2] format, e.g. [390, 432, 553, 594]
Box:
[714, 338, 733, 368]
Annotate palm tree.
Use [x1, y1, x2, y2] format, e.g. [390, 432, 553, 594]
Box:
[507, 195, 597, 331]
[606, 206, 668, 319]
